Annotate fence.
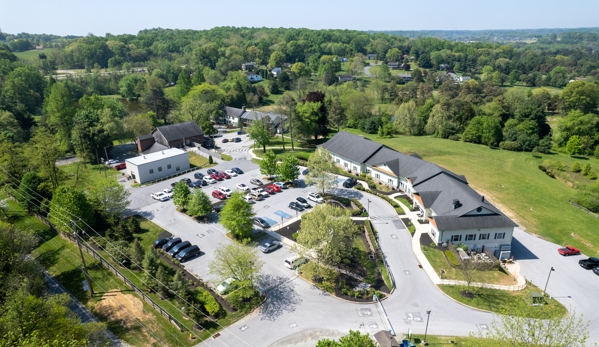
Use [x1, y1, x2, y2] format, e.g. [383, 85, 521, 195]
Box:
[570, 199, 599, 219]
[194, 146, 222, 160]
[368, 221, 396, 290]
[439, 279, 526, 291]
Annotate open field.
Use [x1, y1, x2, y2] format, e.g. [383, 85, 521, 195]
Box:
[14, 48, 58, 60]
[59, 162, 121, 190]
[343, 128, 599, 257]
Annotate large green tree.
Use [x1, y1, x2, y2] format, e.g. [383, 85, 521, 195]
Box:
[278, 155, 300, 182]
[172, 181, 190, 208]
[248, 117, 273, 152]
[305, 148, 338, 195]
[186, 189, 212, 218]
[561, 81, 599, 114]
[209, 242, 264, 286]
[25, 128, 64, 189]
[118, 74, 146, 100]
[260, 150, 278, 178]
[87, 179, 131, 222]
[17, 172, 51, 215]
[219, 191, 255, 240]
[48, 186, 95, 233]
[181, 83, 225, 123]
[316, 330, 377, 347]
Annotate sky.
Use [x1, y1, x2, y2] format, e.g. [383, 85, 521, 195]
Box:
[1, 0, 599, 36]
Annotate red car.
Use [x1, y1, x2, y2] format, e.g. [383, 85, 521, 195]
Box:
[210, 173, 223, 181]
[263, 186, 275, 194]
[558, 246, 580, 256]
[218, 171, 231, 179]
[113, 162, 126, 170]
[267, 184, 281, 193]
[212, 190, 227, 200]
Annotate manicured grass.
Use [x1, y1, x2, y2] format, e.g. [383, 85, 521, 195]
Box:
[59, 162, 121, 190]
[407, 335, 502, 347]
[343, 128, 599, 257]
[13, 48, 58, 60]
[422, 246, 516, 285]
[220, 153, 233, 161]
[188, 152, 210, 167]
[440, 284, 568, 318]
[253, 147, 315, 162]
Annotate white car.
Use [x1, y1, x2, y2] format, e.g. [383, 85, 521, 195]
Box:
[163, 188, 173, 198]
[225, 169, 238, 177]
[205, 177, 217, 184]
[273, 181, 288, 189]
[106, 159, 119, 165]
[251, 188, 268, 198]
[151, 192, 169, 201]
[307, 192, 324, 203]
[243, 195, 255, 204]
[236, 183, 250, 191]
[215, 278, 235, 295]
[218, 186, 232, 197]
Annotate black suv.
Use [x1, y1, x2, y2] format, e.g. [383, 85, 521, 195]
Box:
[194, 172, 204, 179]
[343, 177, 358, 188]
[207, 168, 218, 175]
[579, 257, 599, 269]
[162, 237, 182, 252]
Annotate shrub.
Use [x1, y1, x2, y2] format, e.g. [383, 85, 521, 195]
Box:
[445, 250, 461, 266]
[208, 155, 213, 164]
[499, 141, 521, 151]
[292, 232, 298, 240]
[595, 146, 599, 159]
[294, 152, 310, 161]
[448, 135, 461, 141]
[226, 285, 262, 312]
[582, 163, 591, 176]
[588, 171, 597, 180]
[355, 185, 365, 191]
[572, 191, 599, 212]
[571, 161, 581, 173]
[430, 242, 437, 248]
[195, 288, 222, 317]
[457, 243, 468, 251]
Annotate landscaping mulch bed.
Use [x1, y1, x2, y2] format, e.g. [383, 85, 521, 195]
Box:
[276, 219, 301, 240]
[420, 232, 436, 247]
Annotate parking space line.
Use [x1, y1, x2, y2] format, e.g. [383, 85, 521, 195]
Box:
[274, 210, 292, 219]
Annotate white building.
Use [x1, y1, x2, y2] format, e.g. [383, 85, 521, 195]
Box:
[321, 132, 516, 258]
[125, 148, 190, 184]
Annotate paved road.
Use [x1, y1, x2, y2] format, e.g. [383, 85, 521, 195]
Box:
[363, 63, 379, 77]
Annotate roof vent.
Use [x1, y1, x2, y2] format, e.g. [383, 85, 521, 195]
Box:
[452, 199, 461, 210]
[143, 155, 146, 159]
[482, 196, 485, 202]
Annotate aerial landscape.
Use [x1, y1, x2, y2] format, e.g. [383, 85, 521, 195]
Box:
[2, 1, 599, 346]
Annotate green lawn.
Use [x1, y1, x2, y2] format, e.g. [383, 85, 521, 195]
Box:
[440, 284, 568, 318]
[188, 152, 210, 167]
[59, 162, 121, 191]
[253, 147, 315, 162]
[343, 128, 599, 257]
[14, 48, 58, 60]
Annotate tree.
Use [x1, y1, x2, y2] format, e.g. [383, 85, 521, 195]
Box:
[561, 81, 599, 114]
[142, 248, 160, 290]
[469, 306, 591, 347]
[118, 74, 146, 100]
[296, 204, 359, 267]
[393, 100, 421, 135]
[176, 69, 192, 99]
[180, 83, 225, 124]
[209, 242, 264, 286]
[131, 239, 145, 267]
[142, 76, 175, 123]
[291, 62, 310, 78]
[316, 330, 377, 347]
[17, 172, 51, 215]
[248, 117, 273, 152]
[123, 112, 155, 142]
[582, 163, 592, 176]
[25, 128, 64, 188]
[172, 181, 190, 208]
[169, 271, 187, 301]
[278, 155, 300, 182]
[49, 186, 95, 233]
[0, 110, 26, 143]
[295, 102, 323, 143]
[87, 179, 131, 222]
[260, 150, 278, 179]
[571, 161, 582, 172]
[305, 148, 338, 195]
[186, 189, 212, 218]
[326, 96, 346, 131]
[268, 51, 285, 69]
[219, 191, 255, 240]
[155, 266, 170, 299]
[566, 135, 583, 156]
[462, 116, 503, 146]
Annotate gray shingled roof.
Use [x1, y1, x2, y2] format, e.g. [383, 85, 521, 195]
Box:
[241, 110, 281, 124]
[223, 106, 246, 119]
[154, 121, 204, 142]
[137, 134, 154, 140]
[373, 330, 400, 347]
[142, 142, 169, 154]
[322, 132, 383, 164]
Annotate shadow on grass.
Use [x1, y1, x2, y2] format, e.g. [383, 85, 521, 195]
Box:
[35, 244, 64, 269]
[55, 268, 88, 302]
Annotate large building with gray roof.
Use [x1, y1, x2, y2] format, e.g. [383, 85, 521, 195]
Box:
[322, 132, 516, 258]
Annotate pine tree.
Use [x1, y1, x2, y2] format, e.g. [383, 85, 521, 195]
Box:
[130, 239, 145, 267]
[156, 267, 170, 299]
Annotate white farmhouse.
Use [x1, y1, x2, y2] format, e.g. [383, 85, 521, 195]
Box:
[125, 148, 190, 184]
[321, 132, 516, 258]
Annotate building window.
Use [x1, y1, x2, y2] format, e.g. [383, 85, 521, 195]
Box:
[167, 164, 172, 169]
[176, 166, 180, 171]
[367, 169, 371, 174]
[375, 173, 380, 179]
[465, 234, 476, 241]
[431, 229, 436, 238]
[158, 166, 162, 172]
[480, 233, 490, 240]
[494, 232, 505, 240]
[336, 159, 340, 164]
[388, 178, 393, 185]
[344, 162, 348, 168]
[149, 169, 154, 174]
[353, 166, 357, 172]
[451, 235, 462, 242]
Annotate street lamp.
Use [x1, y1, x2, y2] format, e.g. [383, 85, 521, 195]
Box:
[367, 199, 372, 218]
[423, 310, 431, 346]
[543, 267, 555, 296]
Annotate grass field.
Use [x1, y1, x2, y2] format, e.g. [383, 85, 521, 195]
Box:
[14, 48, 58, 60]
[188, 151, 210, 167]
[343, 128, 599, 257]
[59, 162, 121, 191]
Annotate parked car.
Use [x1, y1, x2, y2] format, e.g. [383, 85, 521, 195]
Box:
[188, 181, 200, 188]
[284, 255, 307, 269]
[212, 190, 227, 200]
[168, 241, 191, 257]
[244, 195, 255, 204]
[218, 186, 232, 197]
[254, 217, 270, 229]
[113, 162, 126, 170]
[260, 241, 280, 253]
[593, 267, 599, 276]
[106, 159, 119, 165]
[197, 179, 207, 186]
[170, 182, 177, 187]
[231, 167, 244, 174]
[302, 168, 309, 175]
[163, 188, 173, 198]
[307, 192, 324, 203]
[175, 245, 200, 262]
[152, 237, 170, 249]
[267, 184, 281, 192]
[212, 204, 224, 213]
[218, 171, 231, 179]
[233, 137, 241, 143]
[248, 192, 263, 201]
[251, 188, 268, 198]
[237, 130, 245, 135]
[250, 179, 263, 186]
[263, 186, 275, 195]
[579, 257, 599, 269]
[343, 177, 358, 188]
[225, 169, 238, 177]
[162, 237, 182, 252]
[205, 177, 217, 184]
[288, 201, 304, 211]
[558, 246, 580, 256]
[210, 173, 223, 181]
[207, 169, 218, 175]
[221, 138, 229, 143]
[194, 172, 204, 179]
[216, 278, 235, 295]
[180, 178, 192, 185]
[236, 183, 250, 191]
[151, 192, 169, 201]
[273, 182, 287, 189]
[296, 197, 311, 208]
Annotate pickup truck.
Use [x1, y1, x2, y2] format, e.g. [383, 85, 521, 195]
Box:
[558, 246, 580, 256]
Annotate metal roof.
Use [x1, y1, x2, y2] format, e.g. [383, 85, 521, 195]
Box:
[125, 148, 187, 166]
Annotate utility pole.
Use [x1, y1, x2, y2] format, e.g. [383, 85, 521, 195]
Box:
[72, 221, 94, 297]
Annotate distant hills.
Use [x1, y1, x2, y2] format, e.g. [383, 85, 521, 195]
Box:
[367, 28, 599, 42]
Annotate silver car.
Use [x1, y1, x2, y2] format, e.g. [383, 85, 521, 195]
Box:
[260, 241, 281, 253]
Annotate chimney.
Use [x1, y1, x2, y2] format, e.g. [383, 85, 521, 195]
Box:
[242, 105, 246, 112]
[452, 199, 461, 210]
[482, 196, 485, 202]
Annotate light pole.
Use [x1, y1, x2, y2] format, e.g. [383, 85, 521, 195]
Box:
[423, 310, 431, 345]
[104, 145, 112, 162]
[543, 267, 555, 296]
[367, 199, 371, 218]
